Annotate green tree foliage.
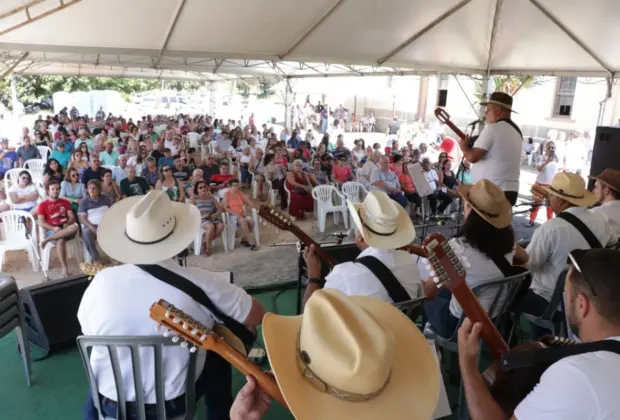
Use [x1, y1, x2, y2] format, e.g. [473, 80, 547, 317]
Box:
[0, 75, 206, 106]
[234, 77, 278, 99]
[474, 75, 540, 102]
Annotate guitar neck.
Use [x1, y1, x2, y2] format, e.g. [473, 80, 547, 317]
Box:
[211, 335, 288, 409]
[291, 227, 338, 268]
[451, 282, 510, 359]
[444, 121, 467, 140]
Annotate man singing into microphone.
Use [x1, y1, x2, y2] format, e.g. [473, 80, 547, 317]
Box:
[458, 92, 523, 205]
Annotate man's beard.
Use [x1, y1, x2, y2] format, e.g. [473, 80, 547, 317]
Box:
[567, 298, 581, 339]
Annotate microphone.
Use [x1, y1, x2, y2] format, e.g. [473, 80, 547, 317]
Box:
[467, 119, 483, 127]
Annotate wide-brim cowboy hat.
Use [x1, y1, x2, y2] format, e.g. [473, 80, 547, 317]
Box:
[456, 180, 512, 229]
[480, 92, 518, 113]
[263, 291, 440, 420]
[542, 172, 597, 207]
[589, 168, 620, 192]
[97, 190, 200, 264]
[347, 191, 415, 249]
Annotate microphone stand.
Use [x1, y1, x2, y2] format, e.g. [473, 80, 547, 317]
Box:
[21, 216, 50, 281]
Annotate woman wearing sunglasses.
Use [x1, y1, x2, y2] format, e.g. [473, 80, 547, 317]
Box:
[156, 164, 184, 202]
[9, 170, 39, 213]
[60, 168, 87, 212]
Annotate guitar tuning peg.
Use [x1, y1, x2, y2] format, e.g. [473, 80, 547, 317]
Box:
[191, 328, 199, 335]
[182, 322, 189, 329]
[165, 310, 171, 318]
[171, 335, 180, 343]
[154, 324, 163, 334]
[429, 270, 436, 277]
[432, 276, 440, 284]
[189, 346, 197, 353]
[199, 334, 208, 341]
[172, 317, 181, 324]
[180, 341, 188, 348]
[162, 329, 171, 338]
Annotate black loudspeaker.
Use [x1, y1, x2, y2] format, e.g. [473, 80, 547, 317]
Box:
[588, 126, 620, 190]
[19, 274, 90, 359]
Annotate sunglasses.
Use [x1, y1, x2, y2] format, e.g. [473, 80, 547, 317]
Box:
[70, 173, 78, 178]
[162, 168, 172, 172]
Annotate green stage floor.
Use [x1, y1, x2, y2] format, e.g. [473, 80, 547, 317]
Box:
[0, 287, 460, 420]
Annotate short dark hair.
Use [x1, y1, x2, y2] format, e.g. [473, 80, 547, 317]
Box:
[455, 210, 515, 260]
[228, 178, 240, 186]
[568, 249, 620, 325]
[87, 179, 101, 192]
[46, 180, 61, 191]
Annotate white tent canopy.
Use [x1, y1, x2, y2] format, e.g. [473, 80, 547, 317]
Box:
[1, 0, 620, 81]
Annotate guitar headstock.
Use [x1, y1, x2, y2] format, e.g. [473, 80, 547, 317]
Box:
[423, 235, 469, 290]
[149, 299, 215, 353]
[258, 205, 294, 232]
[434, 107, 450, 124]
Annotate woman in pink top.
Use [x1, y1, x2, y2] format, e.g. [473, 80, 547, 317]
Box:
[331, 156, 353, 187]
[223, 178, 258, 251]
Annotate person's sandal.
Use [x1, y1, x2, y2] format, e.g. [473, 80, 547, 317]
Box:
[241, 239, 251, 247]
[250, 244, 258, 251]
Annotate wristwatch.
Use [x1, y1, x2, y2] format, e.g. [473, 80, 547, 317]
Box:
[307, 277, 325, 288]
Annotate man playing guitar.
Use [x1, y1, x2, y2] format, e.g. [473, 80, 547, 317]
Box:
[458, 248, 620, 419]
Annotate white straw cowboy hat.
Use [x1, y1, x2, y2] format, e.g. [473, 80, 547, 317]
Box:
[97, 190, 200, 264]
[347, 191, 415, 249]
[456, 179, 512, 229]
[542, 172, 597, 207]
[263, 289, 440, 420]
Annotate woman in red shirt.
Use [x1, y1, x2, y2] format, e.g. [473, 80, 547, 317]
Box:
[285, 160, 314, 219]
[331, 156, 353, 187]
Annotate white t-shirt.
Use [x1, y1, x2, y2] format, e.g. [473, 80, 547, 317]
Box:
[591, 200, 620, 242]
[424, 169, 439, 191]
[535, 157, 559, 185]
[9, 184, 38, 210]
[526, 206, 615, 302]
[418, 238, 515, 319]
[324, 247, 423, 303]
[78, 260, 252, 403]
[470, 120, 523, 192]
[514, 337, 620, 420]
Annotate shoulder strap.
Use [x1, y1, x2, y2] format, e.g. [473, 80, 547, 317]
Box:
[501, 340, 620, 371]
[496, 118, 523, 137]
[557, 212, 603, 249]
[487, 252, 522, 278]
[136, 264, 254, 351]
[355, 256, 411, 303]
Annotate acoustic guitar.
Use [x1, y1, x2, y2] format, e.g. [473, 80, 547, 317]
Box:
[150, 299, 288, 409]
[258, 205, 428, 259]
[424, 234, 573, 414]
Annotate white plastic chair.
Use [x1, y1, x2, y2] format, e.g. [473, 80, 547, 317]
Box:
[4, 168, 36, 207]
[264, 179, 277, 206]
[312, 185, 349, 233]
[37, 146, 51, 162]
[283, 181, 291, 211]
[225, 208, 260, 251]
[342, 181, 368, 204]
[0, 211, 38, 271]
[24, 159, 46, 183]
[193, 213, 229, 254]
[38, 226, 83, 271]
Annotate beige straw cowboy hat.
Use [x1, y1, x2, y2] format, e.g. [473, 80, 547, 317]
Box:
[543, 172, 597, 207]
[263, 289, 440, 420]
[456, 179, 512, 229]
[590, 168, 620, 193]
[347, 191, 415, 249]
[97, 190, 200, 264]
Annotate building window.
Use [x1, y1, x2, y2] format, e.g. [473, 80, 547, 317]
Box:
[437, 75, 449, 107]
[553, 77, 577, 117]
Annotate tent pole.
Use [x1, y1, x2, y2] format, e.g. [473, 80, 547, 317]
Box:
[453, 75, 478, 117]
[284, 78, 292, 130]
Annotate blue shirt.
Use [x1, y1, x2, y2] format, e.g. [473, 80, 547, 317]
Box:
[99, 150, 120, 166]
[370, 168, 400, 192]
[51, 151, 71, 168]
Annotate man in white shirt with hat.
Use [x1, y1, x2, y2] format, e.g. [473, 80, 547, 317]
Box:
[513, 172, 615, 317]
[302, 191, 423, 306]
[79, 190, 265, 420]
[590, 168, 620, 243]
[232, 288, 441, 420]
[458, 92, 523, 205]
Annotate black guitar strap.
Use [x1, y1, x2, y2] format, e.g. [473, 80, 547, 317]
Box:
[136, 264, 255, 352]
[501, 340, 620, 371]
[556, 212, 603, 249]
[355, 256, 411, 303]
[496, 118, 523, 137]
[488, 252, 525, 278]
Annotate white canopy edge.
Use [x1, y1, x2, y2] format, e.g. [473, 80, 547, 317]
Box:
[1, 0, 619, 80]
